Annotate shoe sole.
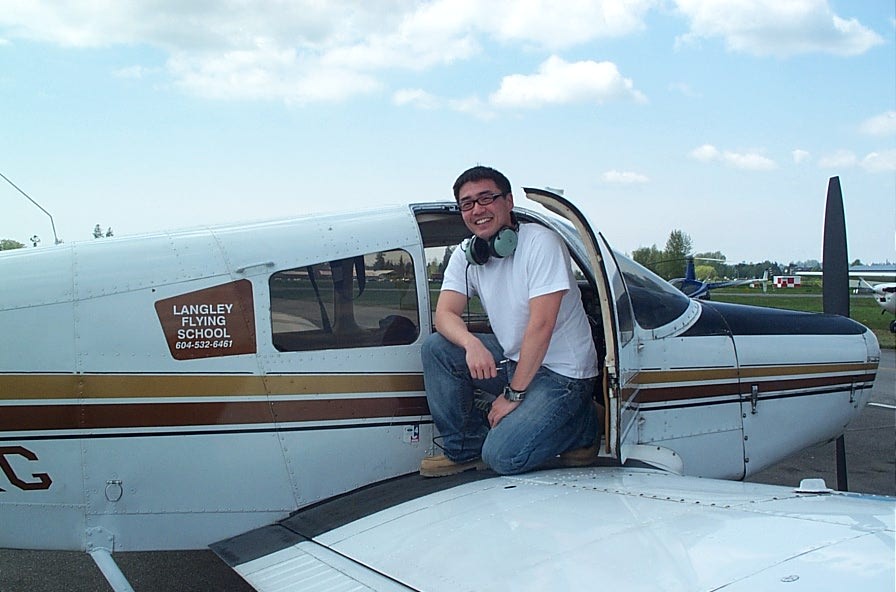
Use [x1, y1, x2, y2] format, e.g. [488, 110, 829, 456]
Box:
[545, 444, 599, 469]
[420, 459, 487, 478]
[555, 456, 597, 467]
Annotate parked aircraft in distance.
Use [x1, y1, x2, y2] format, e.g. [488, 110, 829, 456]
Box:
[798, 265, 896, 332]
[859, 278, 896, 332]
[668, 256, 768, 299]
[0, 177, 890, 591]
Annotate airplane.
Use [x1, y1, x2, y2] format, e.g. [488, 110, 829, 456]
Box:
[0, 176, 891, 590]
[668, 256, 768, 299]
[797, 265, 896, 284]
[796, 266, 896, 332]
[858, 278, 896, 332]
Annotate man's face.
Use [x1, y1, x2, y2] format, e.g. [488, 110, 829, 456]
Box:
[457, 179, 514, 239]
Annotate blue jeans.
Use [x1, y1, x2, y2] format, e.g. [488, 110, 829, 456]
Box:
[422, 332, 598, 475]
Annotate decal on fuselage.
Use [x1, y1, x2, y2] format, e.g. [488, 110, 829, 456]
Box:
[0, 446, 52, 491]
[155, 280, 257, 360]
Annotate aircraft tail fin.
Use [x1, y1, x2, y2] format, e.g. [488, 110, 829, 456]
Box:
[858, 277, 876, 293]
[685, 257, 696, 281]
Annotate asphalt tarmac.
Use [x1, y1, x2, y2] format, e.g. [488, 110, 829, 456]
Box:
[1, 349, 893, 592]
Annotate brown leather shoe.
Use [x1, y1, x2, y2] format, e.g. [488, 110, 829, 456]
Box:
[420, 454, 486, 478]
[555, 443, 599, 467]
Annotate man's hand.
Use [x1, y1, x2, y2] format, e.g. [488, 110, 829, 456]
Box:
[465, 340, 498, 380]
[488, 396, 520, 428]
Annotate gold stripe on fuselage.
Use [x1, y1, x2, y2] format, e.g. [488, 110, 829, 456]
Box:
[0, 373, 425, 400]
[626, 362, 877, 405]
[0, 374, 428, 433]
[629, 362, 877, 387]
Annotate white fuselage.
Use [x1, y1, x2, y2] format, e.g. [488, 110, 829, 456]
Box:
[0, 201, 881, 553]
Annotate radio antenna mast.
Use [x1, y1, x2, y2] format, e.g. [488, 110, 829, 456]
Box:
[0, 171, 61, 244]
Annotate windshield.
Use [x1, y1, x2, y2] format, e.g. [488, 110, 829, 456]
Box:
[615, 254, 691, 329]
[549, 218, 690, 330]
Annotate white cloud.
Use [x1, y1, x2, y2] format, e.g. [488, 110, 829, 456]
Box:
[486, 0, 654, 50]
[690, 144, 720, 161]
[320, 1, 481, 72]
[724, 151, 777, 171]
[674, 0, 883, 57]
[818, 150, 857, 168]
[861, 150, 896, 173]
[167, 44, 383, 103]
[860, 111, 896, 136]
[393, 88, 439, 109]
[0, 1, 657, 104]
[392, 88, 494, 119]
[792, 149, 811, 164]
[0, 0, 882, 107]
[0, 1, 659, 53]
[689, 144, 777, 170]
[818, 149, 896, 172]
[602, 170, 649, 184]
[490, 56, 647, 108]
[0, 1, 367, 49]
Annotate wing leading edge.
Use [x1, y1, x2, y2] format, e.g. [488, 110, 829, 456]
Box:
[213, 468, 894, 592]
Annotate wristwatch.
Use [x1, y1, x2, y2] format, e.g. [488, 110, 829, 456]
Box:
[503, 385, 526, 402]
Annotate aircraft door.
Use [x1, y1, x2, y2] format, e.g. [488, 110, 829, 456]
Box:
[522, 189, 638, 461]
[597, 234, 641, 463]
[592, 234, 639, 460]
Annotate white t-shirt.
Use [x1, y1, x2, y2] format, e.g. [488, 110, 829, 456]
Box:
[441, 223, 599, 379]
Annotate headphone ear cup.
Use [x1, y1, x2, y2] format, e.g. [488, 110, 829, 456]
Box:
[465, 236, 491, 265]
[489, 227, 518, 259]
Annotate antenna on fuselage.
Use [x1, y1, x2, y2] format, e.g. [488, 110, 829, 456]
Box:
[822, 175, 849, 492]
[0, 171, 62, 245]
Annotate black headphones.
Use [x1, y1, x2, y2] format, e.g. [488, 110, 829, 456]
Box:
[464, 226, 518, 265]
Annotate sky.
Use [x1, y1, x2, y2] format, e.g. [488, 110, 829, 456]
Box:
[0, 0, 894, 265]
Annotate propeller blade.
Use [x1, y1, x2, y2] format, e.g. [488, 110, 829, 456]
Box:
[822, 176, 849, 317]
[820, 176, 850, 492]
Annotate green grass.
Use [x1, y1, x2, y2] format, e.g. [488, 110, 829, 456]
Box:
[712, 288, 895, 349]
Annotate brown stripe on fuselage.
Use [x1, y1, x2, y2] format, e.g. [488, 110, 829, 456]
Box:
[740, 372, 876, 396]
[738, 362, 877, 379]
[634, 381, 741, 404]
[0, 396, 430, 432]
[627, 362, 876, 405]
[629, 362, 876, 386]
[0, 373, 429, 432]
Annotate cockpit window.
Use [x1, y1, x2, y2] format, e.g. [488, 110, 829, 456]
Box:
[615, 254, 690, 329]
[269, 249, 420, 352]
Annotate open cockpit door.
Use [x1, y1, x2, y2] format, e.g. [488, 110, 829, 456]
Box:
[523, 188, 637, 460]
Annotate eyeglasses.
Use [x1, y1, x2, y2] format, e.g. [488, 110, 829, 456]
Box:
[458, 192, 506, 212]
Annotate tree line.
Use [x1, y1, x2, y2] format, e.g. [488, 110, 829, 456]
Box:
[631, 229, 823, 281]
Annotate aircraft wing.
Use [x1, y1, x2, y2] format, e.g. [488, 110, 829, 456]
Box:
[212, 467, 895, 591]
[705, 278, 757, 290]
[800, 270, 896, 281]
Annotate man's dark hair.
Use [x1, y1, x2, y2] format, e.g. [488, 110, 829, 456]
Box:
[452, 166, 512, 200]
